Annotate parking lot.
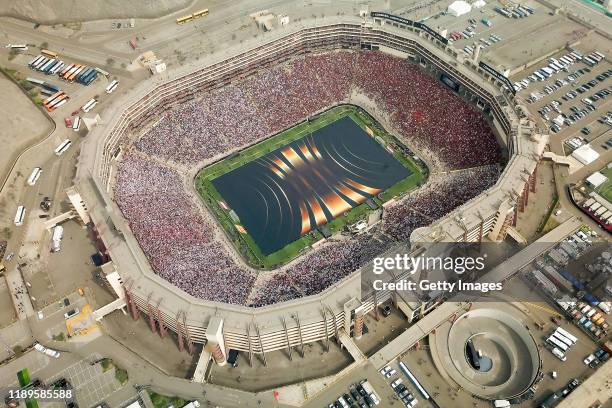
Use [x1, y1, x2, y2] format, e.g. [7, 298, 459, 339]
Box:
[511, 47, 612, 157]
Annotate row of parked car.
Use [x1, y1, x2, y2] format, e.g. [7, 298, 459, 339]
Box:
[527, 68, 590, 103]
[538, 378, 581, 408]
[517, 50, 586, 93]
[583, 346, 610, 369]
[327, 380, 380, 408]
[381, 366, 418, 407]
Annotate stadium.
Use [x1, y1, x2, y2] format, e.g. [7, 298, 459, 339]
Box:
[72, 15, 546, 364]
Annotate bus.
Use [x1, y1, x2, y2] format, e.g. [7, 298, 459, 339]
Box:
[44, 93, 68, 111]
[555, 327, 578, 344]
[45, 60, 62, 74]
[72, 116, 81, 131]
[547, 336, 568, 352]
[105, 80, 119, 94]
[10, 44, 28, 52]
[68, 66, 84, 82]
[49, 98, 68, 111]
[95, 67, 109, 77]
[81, 99, 97, 113]
[51, 225, 64, 253]
[399, 361, 430, 399]
[14, 206, 26, 226]
[81, 70, 98, 86]
[551, 332, 573, 348]
[49, 61, 65, 75]
[62, 64, 80, 80]
[27, 167, 42, 186]
[39, 58, 56, 72]
[41, 49, 58, 59]
[176, 14, 194, 24]
[59, 63, 75, 77]
[193, 9, 209, 18]
[54, 139, 72, 156]
[29, 55, 44, 67]
[76, 67, 93, 82]
[43, 91, 63, 106]
[33, 57, 49, 70]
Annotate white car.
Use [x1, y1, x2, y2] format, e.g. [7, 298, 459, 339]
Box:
[37, 310, 44, 320]
[583, 354, 596, 365]
[33, 343, 60, 358]
[379, 365, 391, 376]
[385, 368, 397, 378]
[391, 378, 403, 388]
[63, 308, 79, 320]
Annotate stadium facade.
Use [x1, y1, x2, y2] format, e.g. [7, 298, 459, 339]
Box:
[72, 15, 547, 365]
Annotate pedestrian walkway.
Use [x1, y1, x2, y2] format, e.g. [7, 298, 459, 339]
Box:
[5, 266, 35, 319]
[338, 329, 366, 363]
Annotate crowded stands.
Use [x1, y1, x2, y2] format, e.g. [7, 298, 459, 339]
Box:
[114, 50, 503, 306]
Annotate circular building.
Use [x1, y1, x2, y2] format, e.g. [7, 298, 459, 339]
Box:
[430, 303, 541, 400]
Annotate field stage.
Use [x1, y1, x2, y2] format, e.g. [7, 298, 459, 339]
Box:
[196, 105, 426, 268]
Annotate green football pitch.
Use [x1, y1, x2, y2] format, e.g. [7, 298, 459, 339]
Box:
[195, 105, 427, 269]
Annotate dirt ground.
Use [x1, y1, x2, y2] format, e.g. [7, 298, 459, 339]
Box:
[0, 74, 50, 195]
[0, 0, 192, 24]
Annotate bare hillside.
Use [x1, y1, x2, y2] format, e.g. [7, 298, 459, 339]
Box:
[0, 0, 193, 24]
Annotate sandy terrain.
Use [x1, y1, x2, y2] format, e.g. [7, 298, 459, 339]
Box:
[0, 0, 193, 24]
[0, 75, 50, 193]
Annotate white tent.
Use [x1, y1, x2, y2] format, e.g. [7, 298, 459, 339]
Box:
[447, 0, 472, 16]
[572, 145, 600, 165]
[473, 0, 486, 8]
[586, 172, 607, 188]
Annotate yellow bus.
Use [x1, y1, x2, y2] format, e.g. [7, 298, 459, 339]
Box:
[41, 49, 58, 59]
[176, 14, 194, 25]
[193, 9, 209, 18]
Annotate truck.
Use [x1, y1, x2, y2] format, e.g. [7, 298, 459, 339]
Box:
[481, 18, 492, 27]
[129, 38, 137, 50]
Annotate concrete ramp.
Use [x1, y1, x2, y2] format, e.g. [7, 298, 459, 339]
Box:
[43, 211, 76, 230]
[338, 330, 366, 363]
[192, 349, 212, 383]
[92, 298, 126, 321]
[506, 227, 527, 244]
[542, 152, 582, 173]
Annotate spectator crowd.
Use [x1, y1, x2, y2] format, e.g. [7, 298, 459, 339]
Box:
[114, 50, 503, 306]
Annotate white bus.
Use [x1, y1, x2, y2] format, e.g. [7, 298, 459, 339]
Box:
[54, 139, 72, 156]
[547, 336, 568, 352]
[81, 99, 97, 113]
[50, 98, 67, 110]
[10, 44, 28, 52]
[14, 206, 25, 226]
[39, 58, 56, 72]
[551, 332, 573, 348]
[29, 55, 44, 67]
[555, 327, 578, 344]
[105, 80, 119, 94]
[47, 61, 64, 75]
[72, 116, 81, 131]
[51, 225, 64, 253]
[27, 167, 42, 186]
[33, 57, 49, 70]
[399, 361, 430, 399]
[59, 63, 75, 77]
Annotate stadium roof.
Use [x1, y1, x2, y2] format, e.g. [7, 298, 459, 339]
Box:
[572, 145, 600, 165]
[586, 171, 607, 188]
